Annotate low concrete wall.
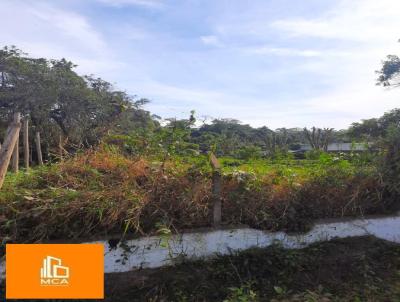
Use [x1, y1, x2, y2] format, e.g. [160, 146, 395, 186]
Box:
[1, 214, 400, 280]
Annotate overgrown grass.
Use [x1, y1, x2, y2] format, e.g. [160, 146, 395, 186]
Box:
[0, 145, 394, 245]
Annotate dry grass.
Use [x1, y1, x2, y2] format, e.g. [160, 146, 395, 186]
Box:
[0, 146, 211, 243]
[0, 145, 392, 244]
[221, 167, 385, 232]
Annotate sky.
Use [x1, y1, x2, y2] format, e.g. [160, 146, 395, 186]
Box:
[1, 0, 400, 130]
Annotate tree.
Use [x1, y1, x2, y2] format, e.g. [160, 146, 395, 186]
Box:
[348, 109, 400, 141]
[376, 50, 400, 206]
[303, 127, 334, 151]
[0, 46, 154, 157]
[377, 54, 400, 87]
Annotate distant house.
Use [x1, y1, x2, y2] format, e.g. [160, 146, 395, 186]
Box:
[292, 143, 370, 153]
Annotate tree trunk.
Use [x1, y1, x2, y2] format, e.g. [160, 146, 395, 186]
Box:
[35, 131, 43, 165]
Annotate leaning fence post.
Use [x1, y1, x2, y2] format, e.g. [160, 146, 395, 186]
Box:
[0, 112, 21, 189]
[209, 152, 222, 226]
[35, 131, 43, 165]
[23, 118, 29, 169]
[11, 113, 21, 173]
[11, 129, 19, 173]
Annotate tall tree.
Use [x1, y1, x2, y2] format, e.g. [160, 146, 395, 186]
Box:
[303, 127, 334, 151]
[377, 54, 400, 87]
[0, 46, 153, 155]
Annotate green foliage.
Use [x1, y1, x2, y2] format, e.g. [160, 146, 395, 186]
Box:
[155, 223, 172, 248]
[158, 118, 199, 157]
[0, 45, 154, 158]
[376, 54, 400, 86]
[273, 286, 285, 296]
[317, 152, 333, 165]
[191, 119, 338, 158]
[0, 144, 385, 243]
[224, 284, 258, 302]
[234, 145, 262, 160]
[349, 108, 400, 141]
[271, 149, 294, 161]
[106, 112, 200, 159]
[305, 149, 323, 160]
[380, 124, 400, 203]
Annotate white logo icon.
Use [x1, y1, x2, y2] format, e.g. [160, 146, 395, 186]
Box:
[40, 256, 70, 286]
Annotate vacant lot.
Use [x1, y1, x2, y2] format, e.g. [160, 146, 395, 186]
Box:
[0, 145, 395, 245]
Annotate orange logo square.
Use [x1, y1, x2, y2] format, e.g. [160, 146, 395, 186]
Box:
[5, 244, 104, 299]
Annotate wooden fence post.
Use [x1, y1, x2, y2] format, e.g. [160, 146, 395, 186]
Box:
[35, 131, 43, 165]
[23, 119, 29, 169]
[11, 113, 21, 173]
[59, 134, 63, 162]
[0, 113, 21, 189]
[11, 129, 19, 173]
[210, 152, 222, 226]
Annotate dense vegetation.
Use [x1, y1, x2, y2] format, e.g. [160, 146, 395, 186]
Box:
[1, 45, 400, 158]
[0, 46, 156, 158]
[0, 46, 379, 160]
[0, 143, 396, 244]
[1, 46, 400, 245]
[1, 45, 400, 301]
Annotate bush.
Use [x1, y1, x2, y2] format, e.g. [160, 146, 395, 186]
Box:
[380, 125, 400, 208]
[305, 149, 323, 160]
[235, 146, 262, 160]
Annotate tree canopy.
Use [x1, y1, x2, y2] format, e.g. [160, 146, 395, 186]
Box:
[377, 54, 400, 87]
[1, 45, 399, 162]
[0, 46, 155, 156]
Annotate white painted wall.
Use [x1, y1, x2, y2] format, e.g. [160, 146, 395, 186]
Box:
[1, 214, 400, 280]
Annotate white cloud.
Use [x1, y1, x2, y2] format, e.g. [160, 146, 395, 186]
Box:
[254, 0, 400, 127]
[1, 0, 400, 130]
[246, 46, 321, 57]
[30, 5, 106, 55]
[96, 0, 164, 9]
[137, 81, 229, 109]
[200, 35, 223, 47]
[301, 85, 400, 128]
[0, 1, 121, 78]
[271, 0, 400, 44]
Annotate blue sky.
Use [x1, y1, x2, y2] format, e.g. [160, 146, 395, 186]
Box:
[1, 0, 400, 129]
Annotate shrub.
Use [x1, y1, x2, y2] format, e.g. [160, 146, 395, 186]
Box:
[235, 146, 263, 160]
[379, 125, 400, 209]
[305, 150, 323, 160]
